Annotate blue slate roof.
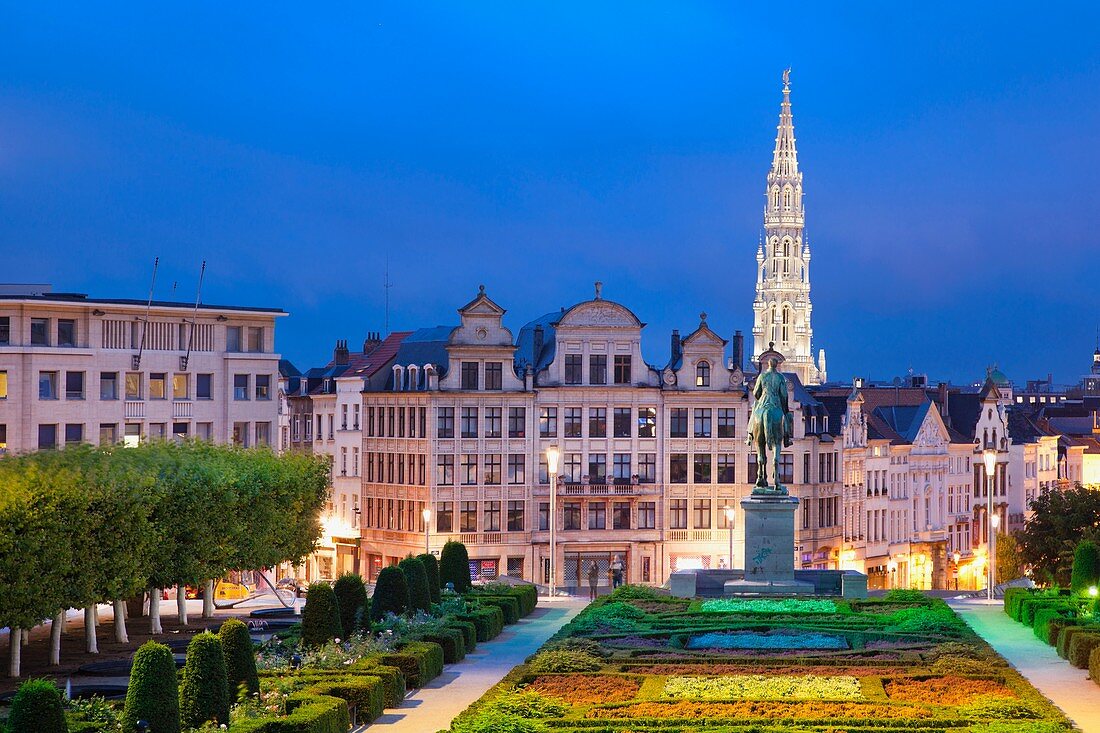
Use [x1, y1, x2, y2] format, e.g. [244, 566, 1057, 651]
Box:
[391, 326, 453, 372]
[871, 401, 932, 444]
[514, 312, 559, 375]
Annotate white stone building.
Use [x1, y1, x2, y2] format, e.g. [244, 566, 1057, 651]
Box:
[0, 284, 283, 455]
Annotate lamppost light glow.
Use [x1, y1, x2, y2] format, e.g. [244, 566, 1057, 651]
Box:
[1090, 586, 1099, 598]
[724, 505, 736, 522]
[422, 507, 432, 523]
[982, 447, 997, 476]
[545, 445, 561, 474]
[990, 514, 1000, 529]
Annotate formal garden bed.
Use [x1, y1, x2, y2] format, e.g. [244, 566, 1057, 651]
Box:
[1, 540, 538, 733]
[447, 586, 1071, 733]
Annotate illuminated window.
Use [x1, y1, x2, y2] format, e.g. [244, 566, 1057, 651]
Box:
[696, 360, 711, 387]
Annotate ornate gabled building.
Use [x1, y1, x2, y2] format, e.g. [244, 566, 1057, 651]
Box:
[752, 70, 826, 386]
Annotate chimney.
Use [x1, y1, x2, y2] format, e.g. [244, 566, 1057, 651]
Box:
[532, 325, 544, 368]
[363, 331, 382, 355]
[732, 330, 744, 371]
[333, 339, 350, 365]
[938, 382, 950, 421]
[671, 330, 682, 364]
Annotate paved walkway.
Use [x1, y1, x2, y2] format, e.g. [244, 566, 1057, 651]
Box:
[370, 597, 585, 732]
[950, 599, 1100, 732]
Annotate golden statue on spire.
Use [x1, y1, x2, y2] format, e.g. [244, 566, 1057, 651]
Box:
[782, 68, 791, 87]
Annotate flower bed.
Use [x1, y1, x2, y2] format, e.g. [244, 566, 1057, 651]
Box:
[685, 630, 848, 650]
[526, 674, 641, 703]
[699, 598, 838, 614]
[449, 586, 1072, 733]
[664, 674, 862, 700]
[884, 675, 1017, 706]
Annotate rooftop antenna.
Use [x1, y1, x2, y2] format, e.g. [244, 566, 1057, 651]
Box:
[384, 255, 392, 336]
[132, 257, 159, 370]
[180, 260, 206, 372]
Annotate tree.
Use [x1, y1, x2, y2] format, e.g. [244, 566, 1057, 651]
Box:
[122, 641, 180, 733]
[219, 618, 259, 701]
[301, 583, 344, 647]
[996, 531, 1024, 585]
[1071, 539, 1100, 594]
[178, 632, 230, 728]
[417, 553, 442, 604]
[333, 573, 369, 637]
[399, 557, 431, 613]
[440, 541, 472, 593]
[7, 679, 67, 733]
[1019, 484, 1100, 584]
[371, 566, 410, 620]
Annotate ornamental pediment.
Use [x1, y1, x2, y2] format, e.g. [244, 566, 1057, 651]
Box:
[557, 301, 642, 329]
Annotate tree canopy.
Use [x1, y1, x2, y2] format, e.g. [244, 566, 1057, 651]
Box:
[1019, 484, 1100, 585]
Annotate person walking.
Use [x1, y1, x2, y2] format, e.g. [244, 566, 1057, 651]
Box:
[609, 555, 625, 589]
[586, 561, 600, 600]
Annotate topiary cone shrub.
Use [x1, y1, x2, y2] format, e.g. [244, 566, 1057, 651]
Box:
[400, 557, 432, 613]
[371, 565, 410, 620]
[122, 641, 180, 733]
[417, 553, 442, 604]
[301, 582, 344, 647]
[178, 632, 230, 728]
[333, 572, 370, 637]
[8, 679, 67, 733]
[440, 541, 472, 593]
[1071, 540, 1100, 595]
[219, 618, 259, 701]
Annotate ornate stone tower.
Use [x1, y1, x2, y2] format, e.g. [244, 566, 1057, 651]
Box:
[752, 70, 825, 385]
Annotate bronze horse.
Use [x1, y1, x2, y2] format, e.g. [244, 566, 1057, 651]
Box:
[747, 358, 794, 494]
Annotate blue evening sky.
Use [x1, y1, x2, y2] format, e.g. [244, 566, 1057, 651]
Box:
[2, 3, 1098, 384]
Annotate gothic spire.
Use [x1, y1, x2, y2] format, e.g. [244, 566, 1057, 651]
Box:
[771, 68, 799, 180]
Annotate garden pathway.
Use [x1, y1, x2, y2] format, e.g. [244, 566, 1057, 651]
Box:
[949, 598, 1100, 733]
[366, 597, 585, 732]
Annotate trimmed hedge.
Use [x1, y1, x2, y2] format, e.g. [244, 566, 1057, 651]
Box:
[7, 679, 67, 733]
[179, 632, 230, 728]
[473, 595, 520, 625]
[1033, 607, 1072, 643]
[333, 573, 370, 638]
[1058, 624, 1097, 658]
[1068, 631, 1100, 669]
[414, 627, 466, 664]
[440, 541, 472, 593]
[220, 618, 261, 700]
[352, 660, 407, 708]
[229, 692, 349, 733]
[1019, 597, 1068, 626]
[1091, 644, 1100, 684]
[474, 584, 537, 617]
[446, 619, 478, 651]
[1071, 539, 1100, 595]
[399, 557, 432, 614]
[123, 641, 180, 733]
[1003, 587, 1030, 619]
[301, 583, 344, 647]
[371, 566, 410, 620]
[303, 677, 384, 724]
[381, 641, 444, 688]
[1048, 617, 1079, 647]
[417, 553, 442, 604]
[458, 606, 504, 642]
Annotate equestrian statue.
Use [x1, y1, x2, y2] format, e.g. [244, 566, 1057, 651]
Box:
[746, 357, 794, 495]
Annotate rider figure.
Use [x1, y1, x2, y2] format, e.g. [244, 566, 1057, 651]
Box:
[746, 357, 794, 492]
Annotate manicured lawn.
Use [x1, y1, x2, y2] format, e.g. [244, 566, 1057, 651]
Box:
[447, 587, 1072, 733]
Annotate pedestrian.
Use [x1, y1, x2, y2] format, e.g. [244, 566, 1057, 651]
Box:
[610, 555, 625, 589]
[586, 561, 600, 600]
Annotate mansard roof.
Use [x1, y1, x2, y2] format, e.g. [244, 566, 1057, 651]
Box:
[514, 311, 558, 374]
[392, 326, 452, 370]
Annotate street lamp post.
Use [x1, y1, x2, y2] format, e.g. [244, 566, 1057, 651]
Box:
[546, 445, 561, 598]
[953, 551, 961, 591]
[724, 505, 735, 569]
[422, 507, 432, 554]
[983, 448, 997, 601]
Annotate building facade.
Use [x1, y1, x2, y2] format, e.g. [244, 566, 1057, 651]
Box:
[0, 284, 284, 455]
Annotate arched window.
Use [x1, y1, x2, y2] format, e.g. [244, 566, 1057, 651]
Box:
[782, 306, 790, 342]
[773, 239, 781, 257]
[773, 188, 780, 209]
[784, 239, 791, 257]
[696, 360, 711, 387]
[783, 189, 791, 210]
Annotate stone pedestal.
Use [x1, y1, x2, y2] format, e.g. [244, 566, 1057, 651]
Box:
[724, 494, 814, 596]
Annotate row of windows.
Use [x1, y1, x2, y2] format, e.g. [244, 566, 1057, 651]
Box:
[11, 370, 264, 402]
[562, 354, 633, 386]
[365, 452, 428, 486]
[362, 497, 428, 533]
[668, 498, 739, 530]
[0, 316, 264, 353]
[365, 406, 428, 438]
[425, 499, 660, 533]
[18, 420, 271, 450]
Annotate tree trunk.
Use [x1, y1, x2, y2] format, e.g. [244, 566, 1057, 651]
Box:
[84, 607, 99, 654]
[202, 580, 215, 619]
[21, 629, 29, 646]
[113, 600, 129, 643]
[50, 613, 63, 666]
[149, 590, 163, 634]
[177, 585, 188, 626]
[9, 628, 20, 678]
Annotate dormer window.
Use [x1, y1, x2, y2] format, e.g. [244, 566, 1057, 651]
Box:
[696, 360, 711, 387]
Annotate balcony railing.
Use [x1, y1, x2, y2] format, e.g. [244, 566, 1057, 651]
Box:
[124, 400, 144, 418]
[172, 401, 193, 418]
[559, 482, 655, 496]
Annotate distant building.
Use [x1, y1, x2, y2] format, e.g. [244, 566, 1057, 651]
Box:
[0, 283, 284, 454]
